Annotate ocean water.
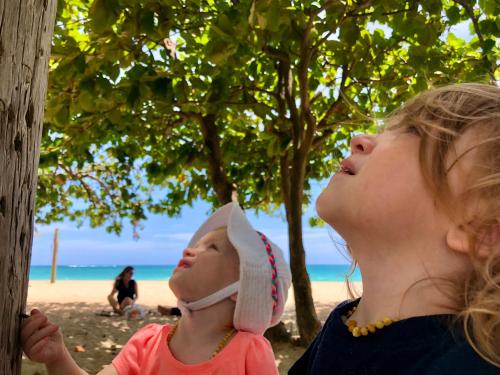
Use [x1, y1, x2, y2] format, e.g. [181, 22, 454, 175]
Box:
[29, 264, 361, 282]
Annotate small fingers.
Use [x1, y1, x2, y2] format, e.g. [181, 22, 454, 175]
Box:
[20, 313, 48, 344]
[27, 336, 49, 358]
[24, 323, 59, 353]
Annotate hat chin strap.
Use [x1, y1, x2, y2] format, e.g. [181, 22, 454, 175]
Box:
[177, 281, 240, 314]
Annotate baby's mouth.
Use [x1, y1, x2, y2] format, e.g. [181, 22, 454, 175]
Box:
[176, 259, 191, 269]
[339, 166, 355, 175]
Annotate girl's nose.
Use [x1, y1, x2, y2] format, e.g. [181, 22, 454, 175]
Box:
[350, 135, 376, 154]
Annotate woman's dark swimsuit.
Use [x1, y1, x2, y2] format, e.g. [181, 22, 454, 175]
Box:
[115, 279, 136, 304]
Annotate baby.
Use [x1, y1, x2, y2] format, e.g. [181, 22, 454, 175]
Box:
[22, 202, 292, 374]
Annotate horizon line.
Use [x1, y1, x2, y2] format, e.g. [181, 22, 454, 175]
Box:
[30, 263, 352, 267]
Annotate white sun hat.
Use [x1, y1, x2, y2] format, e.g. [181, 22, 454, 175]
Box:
[184, 202, 292, 335]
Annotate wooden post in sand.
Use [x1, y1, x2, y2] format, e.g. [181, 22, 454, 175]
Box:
[50, 228, 59, 284]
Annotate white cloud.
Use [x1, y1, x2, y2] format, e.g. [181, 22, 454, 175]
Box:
[152, 232, 194, 241]
[59, 239, 177, 252]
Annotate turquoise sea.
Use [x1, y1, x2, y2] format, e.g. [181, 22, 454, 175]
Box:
[29, 265, 361, 282]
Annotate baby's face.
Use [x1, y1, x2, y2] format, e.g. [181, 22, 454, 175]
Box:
[169, 228, 240, 302]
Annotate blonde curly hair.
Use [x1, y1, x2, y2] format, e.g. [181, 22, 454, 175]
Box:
[382, 83, 500, 367]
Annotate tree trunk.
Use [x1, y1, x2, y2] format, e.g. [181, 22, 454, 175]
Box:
[200, 115, 293, 343]
[0, 1, 57, 374]
[199, 114, 234, 204]
[281, 154, 321, 345]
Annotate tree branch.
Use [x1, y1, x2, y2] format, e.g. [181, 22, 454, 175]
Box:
[455, 0, 496, 83]
[198, 114, 234, 204]
[318, 64, 348, 129]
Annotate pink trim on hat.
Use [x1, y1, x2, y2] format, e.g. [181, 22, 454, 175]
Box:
[257, 232, 279, 314]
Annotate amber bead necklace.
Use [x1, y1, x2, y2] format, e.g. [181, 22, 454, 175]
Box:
[167, 322, 236, 358]
[342, 305, 397, 337]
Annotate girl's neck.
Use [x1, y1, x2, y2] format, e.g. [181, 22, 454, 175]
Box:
[350, 241, 464, 326]
[353, 275, 458, 327]
[169, 299, 236, 364]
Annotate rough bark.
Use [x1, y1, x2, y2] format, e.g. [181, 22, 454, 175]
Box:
[281, 153, 321, 346]
[0, 1, 57, 374]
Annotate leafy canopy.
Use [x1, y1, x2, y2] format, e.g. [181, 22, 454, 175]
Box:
[38, 0, 499, 233]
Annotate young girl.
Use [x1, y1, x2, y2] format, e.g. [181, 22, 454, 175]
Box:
[290, 83, 500, 374]
[21, 202, 292, 374]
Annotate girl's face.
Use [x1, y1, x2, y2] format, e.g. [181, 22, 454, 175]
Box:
[316, 128, 447, 247]
[169, 228, 240, 302]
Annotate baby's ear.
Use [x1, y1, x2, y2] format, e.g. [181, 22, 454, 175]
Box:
[229, 293, 238, 302]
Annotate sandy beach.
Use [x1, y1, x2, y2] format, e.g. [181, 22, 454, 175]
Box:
[22, 280, 362, 374]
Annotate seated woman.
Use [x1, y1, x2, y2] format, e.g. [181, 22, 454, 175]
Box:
[107, 266, 138, 314]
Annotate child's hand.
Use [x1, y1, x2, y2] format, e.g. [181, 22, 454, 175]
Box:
[21, 309, 65, 365]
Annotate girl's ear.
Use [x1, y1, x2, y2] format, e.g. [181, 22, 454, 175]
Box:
[229, 293, 238, 302]
[446, 224, 470, 254]
[447, 222, 500, 259]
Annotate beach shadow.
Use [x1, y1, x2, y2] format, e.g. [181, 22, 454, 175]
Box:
[22, 303, 177, 375]
[22, 301, 339, 375]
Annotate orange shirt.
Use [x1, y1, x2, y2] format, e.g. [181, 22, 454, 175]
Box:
[112, 323, 279, 375]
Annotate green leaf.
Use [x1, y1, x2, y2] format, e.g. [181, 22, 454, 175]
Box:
[421, 0, 442, 14]
[252, 103, 269, 119]
[445, 6, 461, 25]
[107, 109, 122, 125]
[55, 105, 70, 125]
[140, 10, 155, 35]
[339, 19, 359, 46]
[266, 137, 280, 157]
[206, 40, 238, 65]
[127, 84, 141, 108]
[152, 77, 173, 99]
[39, 152, 59, 168]
[79, 78, 95, 93]
[483, 38, 496, 53]
[479, 0, 499, 15]
[79, 91, 95, 112]
[308, 216, 325, 227]
[146, 162, 162, 177]
[447, 33, 465, 48]
[89, 0, 121, 34]
[479, 19, 498, 36]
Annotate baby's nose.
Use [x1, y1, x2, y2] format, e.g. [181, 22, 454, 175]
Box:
[182, 248, 195, 257]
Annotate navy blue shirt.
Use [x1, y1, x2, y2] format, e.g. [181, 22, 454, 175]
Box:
[289, 299, 499, 375]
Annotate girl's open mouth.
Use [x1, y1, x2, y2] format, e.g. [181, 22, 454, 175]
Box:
[339, 160, 356, 175]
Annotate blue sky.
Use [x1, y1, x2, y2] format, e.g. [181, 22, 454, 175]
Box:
[31, 181, 350, 266]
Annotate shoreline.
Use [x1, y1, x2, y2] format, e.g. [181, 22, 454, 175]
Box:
[26, 280, 363, 308]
